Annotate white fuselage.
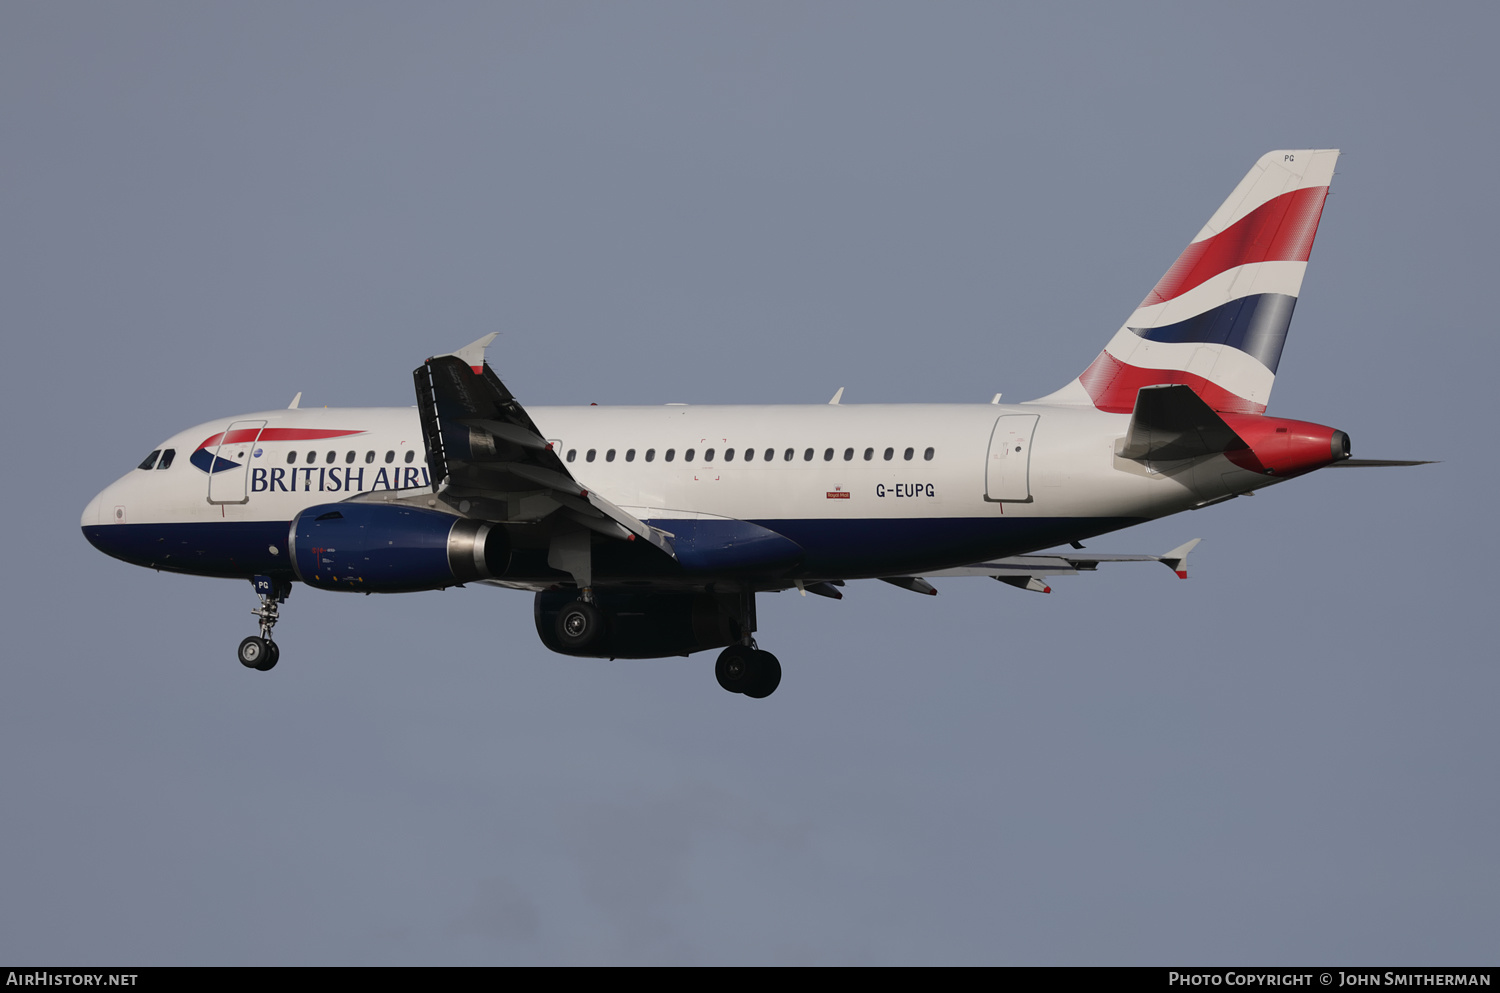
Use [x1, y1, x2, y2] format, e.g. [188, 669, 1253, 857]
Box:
[82, 400, 1267, 586]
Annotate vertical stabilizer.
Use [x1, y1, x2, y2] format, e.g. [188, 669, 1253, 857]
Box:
[1031, 149, 1339, 413]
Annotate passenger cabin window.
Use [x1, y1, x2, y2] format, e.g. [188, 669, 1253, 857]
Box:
[586, 449, 596, 463]
[685, 449, 696, 462]
[786, 449, 795, 461]
[326, 451, 336, 464]
[742, 448, 752, 462]
[665, 449, 675, 462]
[864, 447, 874, 461]
[287, 451, 298, 464]
[766, 448, 776, 462]
[345, 451, 355, 464]
[138, 450, 161, 471]
[404, 449, 416, 464]
[365, 451, 375, 464]
[803, 448, 814, 461]
[704, 448, 715, 462]
[157, 449, 175, 470]
[924, 447, 935, 461]
[843, 448, 854, 461]
[606, 449, 616, 462]
[884, 447, 894, 461]
[823, 448, 834, 461]
[625, 449, 636, 462]
[725, 448, 734, 462]
[567, 449, 577, 462]
[385, 451, 395, 463]
[904, 447, 914, 461]
[645, 449, 656, 462]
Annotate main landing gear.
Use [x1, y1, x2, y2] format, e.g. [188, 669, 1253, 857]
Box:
[239, 575, 291, 672]
[715, 642, 782, 699]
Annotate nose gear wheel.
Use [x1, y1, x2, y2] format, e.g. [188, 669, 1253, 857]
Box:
[240, 576, 291, 671]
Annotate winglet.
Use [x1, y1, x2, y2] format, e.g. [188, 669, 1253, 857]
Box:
[288, 392, 302, 409]
[829, 387, 845, 405]
[1160, 538, 1202, 579]
[442, 333, 499, 375]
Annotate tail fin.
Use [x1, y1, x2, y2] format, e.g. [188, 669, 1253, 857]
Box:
[1032, 149, 1340, 413]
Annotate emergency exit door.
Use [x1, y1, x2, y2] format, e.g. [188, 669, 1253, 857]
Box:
[984, 414, 1038, 502]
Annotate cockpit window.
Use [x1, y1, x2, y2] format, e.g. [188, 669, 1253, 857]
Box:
[157, 449, 175, 470]
[137, 450, 161, 471]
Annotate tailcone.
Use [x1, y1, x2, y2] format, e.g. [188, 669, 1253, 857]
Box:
[1220, 413, 1349, 478]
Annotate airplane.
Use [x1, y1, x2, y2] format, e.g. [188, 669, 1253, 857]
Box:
[80, 148, 1427, 699]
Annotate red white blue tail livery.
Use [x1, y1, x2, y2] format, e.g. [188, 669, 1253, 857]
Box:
[1037, 149, 1338, 414]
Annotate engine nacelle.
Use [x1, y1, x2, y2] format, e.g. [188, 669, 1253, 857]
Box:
[290, 503, 509, 592]
[534, 589, 742, 659]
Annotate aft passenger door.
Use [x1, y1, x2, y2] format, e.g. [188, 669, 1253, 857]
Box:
[984, 414, 1038, 503]
[207, 419, 267, 505]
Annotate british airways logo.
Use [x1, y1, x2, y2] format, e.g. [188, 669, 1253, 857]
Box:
[190, 428, 365, 474]
[250, 464, 430, 493]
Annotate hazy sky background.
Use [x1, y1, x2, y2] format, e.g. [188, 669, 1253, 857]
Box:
[3, 2, 1495, 965]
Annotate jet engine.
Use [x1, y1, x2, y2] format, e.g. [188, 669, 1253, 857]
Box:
[290, 503, 509, 592]
[533, 589, 743, 659]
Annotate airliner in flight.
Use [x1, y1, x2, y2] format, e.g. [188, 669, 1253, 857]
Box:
[81, 149, 1422, 698]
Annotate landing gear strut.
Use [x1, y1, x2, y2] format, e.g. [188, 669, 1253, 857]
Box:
[240, 575, 290, 672]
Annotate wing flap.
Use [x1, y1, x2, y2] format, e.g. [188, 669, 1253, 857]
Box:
[924, 538, 1202, 583]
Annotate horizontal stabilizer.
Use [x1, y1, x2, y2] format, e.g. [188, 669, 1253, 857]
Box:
[1326, 459, 1437, 468]
[1120, 384, 1247, 462]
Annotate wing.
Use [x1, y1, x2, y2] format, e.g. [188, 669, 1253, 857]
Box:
[410, 334, 676, 556]
[881, 539, 1202, 595]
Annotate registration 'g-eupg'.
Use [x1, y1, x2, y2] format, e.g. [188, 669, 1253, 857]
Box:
[81, 150, 1425, 699]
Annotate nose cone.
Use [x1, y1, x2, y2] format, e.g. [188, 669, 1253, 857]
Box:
[81, 488, 104, 529]
[81, 481, 126, 561]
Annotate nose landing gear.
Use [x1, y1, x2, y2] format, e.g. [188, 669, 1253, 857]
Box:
[239, 575, 290, 671]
